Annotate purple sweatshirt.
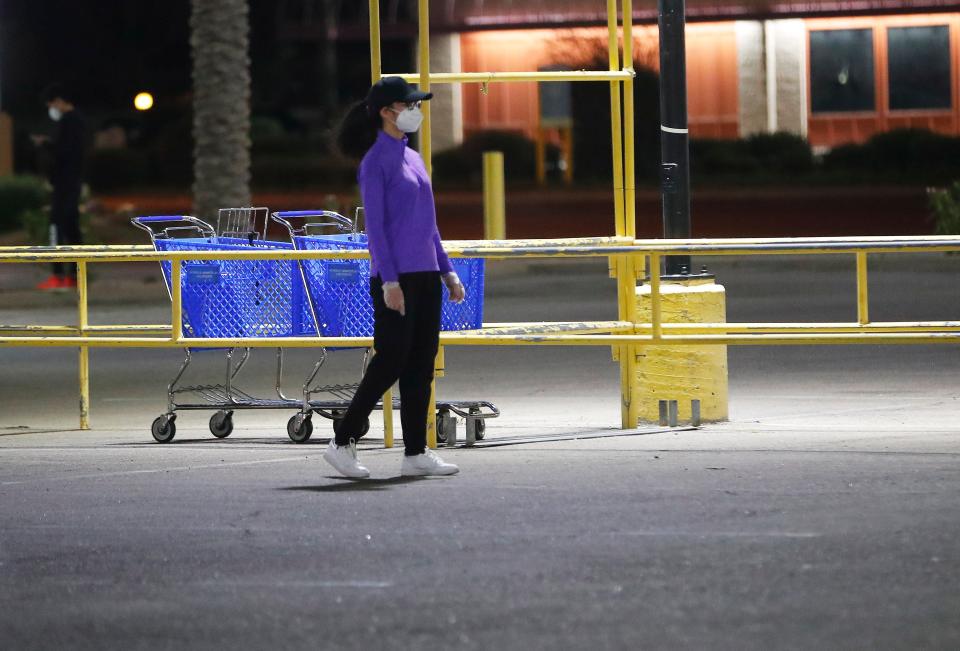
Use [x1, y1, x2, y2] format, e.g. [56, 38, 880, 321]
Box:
[358, 130, 454, 283]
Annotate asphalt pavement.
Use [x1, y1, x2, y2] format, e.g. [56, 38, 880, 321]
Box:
[1, 254, 959, 650]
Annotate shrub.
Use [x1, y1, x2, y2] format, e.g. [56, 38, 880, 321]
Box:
[690, 132, 814, 179]
[690, 139, 759, 175]
[0, 175, 50, 233]
[824, 129, 960, 183]
[869, 129, 960, 175]
[19, 205, 93, 246]
[745, 132, 815, 174]
[929, 181, 960, 235]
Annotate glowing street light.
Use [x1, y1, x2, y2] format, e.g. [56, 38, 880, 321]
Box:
[134, 92, 154, 111]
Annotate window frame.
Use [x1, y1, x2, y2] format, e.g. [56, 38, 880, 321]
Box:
[807, 26, 880, 117]
[886, 22, 955, 115]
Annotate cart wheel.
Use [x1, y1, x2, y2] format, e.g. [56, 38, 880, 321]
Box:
[468, 407, 486, 440]
[151, 415, 176, 443]
[436, 409, 450, 443]
[287, 414, 313, 443]
[209, 410, 234, 438]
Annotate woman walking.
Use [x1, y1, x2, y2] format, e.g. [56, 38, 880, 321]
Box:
[324, 76, 464, 479]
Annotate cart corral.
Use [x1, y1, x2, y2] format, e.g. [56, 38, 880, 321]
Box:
[4, 234, 960, 447]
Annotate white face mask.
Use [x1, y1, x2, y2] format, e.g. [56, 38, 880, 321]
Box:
[392, 106, 423, 133]
[48, 107, 63, 122]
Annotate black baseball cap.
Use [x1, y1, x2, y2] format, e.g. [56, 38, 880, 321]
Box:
[366, 76, 432, 113]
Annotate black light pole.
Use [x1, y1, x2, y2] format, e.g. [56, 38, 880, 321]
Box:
[657, 0, 692, 276]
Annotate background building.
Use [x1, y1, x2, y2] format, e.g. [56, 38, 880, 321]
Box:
[315, 0, 960, 151]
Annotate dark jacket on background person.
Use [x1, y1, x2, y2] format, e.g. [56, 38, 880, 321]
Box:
[43, 109, 87, 278]
[48, 109, 87, 191]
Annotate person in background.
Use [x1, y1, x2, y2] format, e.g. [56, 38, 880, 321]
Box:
[325, 76, 464, 479]
[34, 83, 87, 290]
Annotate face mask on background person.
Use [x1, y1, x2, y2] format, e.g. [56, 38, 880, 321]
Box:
[392, 106, 423, 133]
[48, 107, 62, 122]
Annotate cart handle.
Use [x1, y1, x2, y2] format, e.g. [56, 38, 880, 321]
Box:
[134, 215, 194, 223]
[131, 215, 216, 240]
[271, 210, 357, 240]
[274, 210, 351, 219]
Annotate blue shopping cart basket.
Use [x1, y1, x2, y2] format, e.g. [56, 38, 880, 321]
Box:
[134, 214, 316, 339]
[153, 236, 317, 339]
[271, 211, 484, 336]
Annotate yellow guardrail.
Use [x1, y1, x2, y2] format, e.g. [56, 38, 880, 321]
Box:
[2, 236, 960, 432]
[4, 235, 960, 351]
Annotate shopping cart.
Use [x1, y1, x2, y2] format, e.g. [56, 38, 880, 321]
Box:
[132, 208, 369, 444]
[272, 209, 499, 445]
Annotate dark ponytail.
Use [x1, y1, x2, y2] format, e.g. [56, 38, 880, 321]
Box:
[337, 101, 381, 160]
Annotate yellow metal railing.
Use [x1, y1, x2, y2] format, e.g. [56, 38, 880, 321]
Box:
[3, 237, 960, 430]
[5, 236, 960, 351]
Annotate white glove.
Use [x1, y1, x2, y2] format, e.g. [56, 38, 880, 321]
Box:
[442, 272, 460, 288]
[442, 272, 465, 303]
[382, 281, 404, 315]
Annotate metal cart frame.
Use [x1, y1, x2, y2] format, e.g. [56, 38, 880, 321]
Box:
[132, 210, 372, 443]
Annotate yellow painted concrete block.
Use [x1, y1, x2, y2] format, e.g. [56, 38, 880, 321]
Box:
[635, 278, 728, 423]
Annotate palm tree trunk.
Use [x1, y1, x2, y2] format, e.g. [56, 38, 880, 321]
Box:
[190, 0, 251, 221]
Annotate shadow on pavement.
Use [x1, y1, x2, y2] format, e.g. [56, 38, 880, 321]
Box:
[281, 476, 430, 492]
[109, 437, 339, 447]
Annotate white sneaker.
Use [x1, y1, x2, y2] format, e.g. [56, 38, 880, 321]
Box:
[401, 450, 459, 477]
[323, 439, 370, 478]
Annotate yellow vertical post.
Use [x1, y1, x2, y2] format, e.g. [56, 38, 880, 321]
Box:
[369, 0, 392, 448]
[622, 0, 636, 239]
[606, 0, 625, 235]
[626, 253, 642, 427]
[77, 261, 90, 430]
[483, 153, 490, 231]
[417, 0, 438, 446]
[171, 258, 183, 342]
[607, 0, 634, 427]
[382, 387, 394, 448]
[418, 0, 432, 176]
[426, 346, 445, 450]
[650, 254, 662, 339]
[369, 0, 382, 83]
[621, 0, 640, 427]
[483, 151, 506, 240]
[856, 251, 870, 325]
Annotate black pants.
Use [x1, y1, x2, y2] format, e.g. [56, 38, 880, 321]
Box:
[51, 185, 82, 278]
[336, 271, 442, 456]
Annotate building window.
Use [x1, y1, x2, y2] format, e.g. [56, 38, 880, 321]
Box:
[810, 29, 875, 113]
[888, 25, 952, 111]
